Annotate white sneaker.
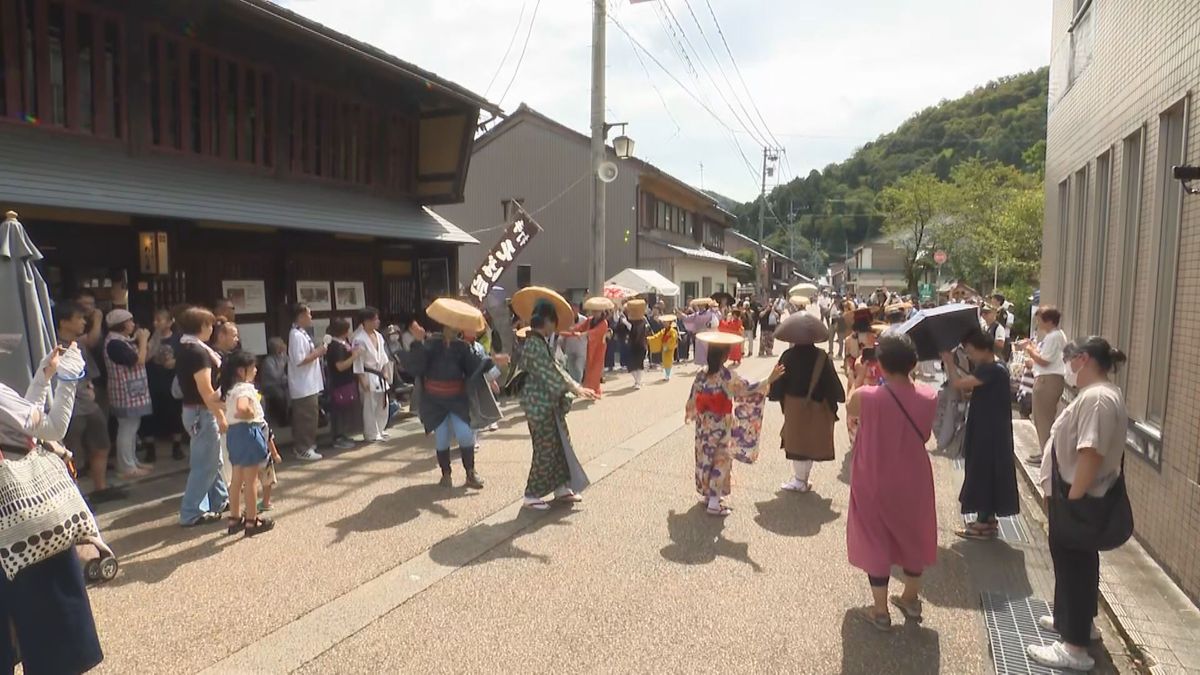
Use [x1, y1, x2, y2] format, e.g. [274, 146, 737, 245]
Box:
[1026, 642, 1095, 672]
[294, 447, 323, 461]
[781, 477, 811, 492]
[1037, 615, 1101, 641]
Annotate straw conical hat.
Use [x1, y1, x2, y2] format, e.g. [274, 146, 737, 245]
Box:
[625, 299, 647, 320]
[657, 314, 677, 324]
[512, 286, 575, 331]
[689, 298, 718, 309]
[583, 296, 615, 312]
[695, 331, 743, 346]
[427, 298, 486, 334]
[790, 295, 810, 307]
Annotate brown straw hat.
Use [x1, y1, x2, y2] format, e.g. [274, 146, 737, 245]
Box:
[512, 286, 575, 331]
[583, 296, 615, 312]
[427, 298, 486, 334]
[689, 298, 718, 309]
[695, 331, 743, 346]
[657, 314, 677, 324]
[625, 299, 647, 320]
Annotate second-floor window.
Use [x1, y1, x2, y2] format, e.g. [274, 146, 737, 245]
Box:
[650, 196, 691, 237]
[0, 0, 125, 137]
[289, 80, 381, 186]
[702, 222, 724, 251]
[146, 28, 274, 167]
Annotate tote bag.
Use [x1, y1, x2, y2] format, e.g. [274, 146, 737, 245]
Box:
[0, 447, 99, 580]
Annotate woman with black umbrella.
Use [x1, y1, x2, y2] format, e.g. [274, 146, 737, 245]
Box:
[940, 331, 1020, 540]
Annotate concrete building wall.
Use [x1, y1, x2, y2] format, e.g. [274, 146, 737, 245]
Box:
[1043, 0, 1200, 601]
[438, 117, 638, 296]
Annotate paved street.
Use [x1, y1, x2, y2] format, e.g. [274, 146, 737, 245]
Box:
[84, 345, 1103, 674]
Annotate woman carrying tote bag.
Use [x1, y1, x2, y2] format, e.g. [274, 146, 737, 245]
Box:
[0, 343, 107, 674]
[1027, 336, 1132, 672]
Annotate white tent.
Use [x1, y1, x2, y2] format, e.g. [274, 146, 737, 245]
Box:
[606, 269, 680, 297]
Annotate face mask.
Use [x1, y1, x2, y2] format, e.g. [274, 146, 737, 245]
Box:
[1065, 360, 1080, 388]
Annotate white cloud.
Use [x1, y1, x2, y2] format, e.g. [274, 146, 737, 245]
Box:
[275, 0, 1050, 201]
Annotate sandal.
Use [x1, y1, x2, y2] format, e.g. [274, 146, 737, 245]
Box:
[182, 512, 221, 528]
[706, 505, 733, 517]
[955, 523, 998, 540]
[553, 492, 583, 504]
[890, 595, 924, 622]
[854, 606, 892, 631]
[227, 516, 245, 535]
[523, 499, 550, 511]
[244, 517, 275, 537]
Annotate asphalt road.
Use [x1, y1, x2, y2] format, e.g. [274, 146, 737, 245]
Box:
[88, 339, 998, 674]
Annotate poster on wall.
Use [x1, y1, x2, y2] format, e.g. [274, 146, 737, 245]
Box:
[418, 259, 450, 303]
[221, 280, 267, 314]
[296, 281, 332, 312]
[468, 205, 543, 302]
[238, 322, 268, 356]
[334, 281, 366, 311]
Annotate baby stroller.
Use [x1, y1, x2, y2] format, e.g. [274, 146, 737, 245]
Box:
[45, 441, 120, 584]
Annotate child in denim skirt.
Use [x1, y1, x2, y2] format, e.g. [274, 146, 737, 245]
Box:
[221, 351, 281, 536]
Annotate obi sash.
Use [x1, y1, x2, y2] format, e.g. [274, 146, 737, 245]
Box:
[424, 379, 465, 398]
[694, 391, 733, 416]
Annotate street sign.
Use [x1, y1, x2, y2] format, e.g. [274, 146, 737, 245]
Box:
[933, 250, 948, 265]
[919, 282, 934, 301]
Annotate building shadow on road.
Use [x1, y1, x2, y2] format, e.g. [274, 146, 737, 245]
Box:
[753, 492, 840, 537]
[327, 483, 479, 544]
[839, 609, 941, 674]
[428, 506, 579, 568]
[660, 503, 763, 572]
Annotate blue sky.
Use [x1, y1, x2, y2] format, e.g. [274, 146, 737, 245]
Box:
[275, 0, 1051, 202]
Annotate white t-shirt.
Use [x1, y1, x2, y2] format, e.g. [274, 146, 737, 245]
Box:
[992, 323, 1009, 343]
[224, 382, 266, 425]
[1039, 382, 1127, 497]
[1033, 329, 1068, 378]
[287, 326, 325, 399]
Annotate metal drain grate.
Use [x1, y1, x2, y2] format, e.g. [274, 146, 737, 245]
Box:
[981, 592, 1066, 674]
[962, 513, 1031, 544]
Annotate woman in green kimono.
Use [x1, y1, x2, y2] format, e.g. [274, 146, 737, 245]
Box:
[514, 288, 599, 510]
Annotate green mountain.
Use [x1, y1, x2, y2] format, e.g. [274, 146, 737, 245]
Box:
[735, 66, 1049, 262]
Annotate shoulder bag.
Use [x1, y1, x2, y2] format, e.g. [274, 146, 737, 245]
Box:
[781, 352, 836, 462]
[0, 446, 100, 580]
[1049, 446, 1134, 551]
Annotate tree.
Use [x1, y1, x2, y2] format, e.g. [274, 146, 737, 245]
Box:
[945, 158, 1035, 290]
[877, 172, 954, 292]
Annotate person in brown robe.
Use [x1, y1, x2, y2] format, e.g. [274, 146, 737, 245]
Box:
[768, 343, 845, 493]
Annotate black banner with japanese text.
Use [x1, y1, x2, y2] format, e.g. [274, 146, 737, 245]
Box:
[468, 205, 543, 301]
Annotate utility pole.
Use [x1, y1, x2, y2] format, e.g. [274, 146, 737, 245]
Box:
[756, 146, 779, 300]
[589, 0, 606, 297]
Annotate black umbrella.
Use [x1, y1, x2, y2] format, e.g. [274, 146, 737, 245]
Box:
[710, 291, 735, 307]
[897, 304, 981, 360]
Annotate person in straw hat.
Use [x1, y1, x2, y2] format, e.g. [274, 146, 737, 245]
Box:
[624, 299, 650, 389]
[681, 299, 720, 368]
[568, 297, 613, 396]
[403, 299, 509, 489]
[686, 332, 785, 516]
[769, 313, 845, 493]
[647, 314, 679, 381]
[512, 288, 598, 509]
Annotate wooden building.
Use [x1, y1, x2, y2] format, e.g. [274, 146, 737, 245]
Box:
[0, 0, 495, 351]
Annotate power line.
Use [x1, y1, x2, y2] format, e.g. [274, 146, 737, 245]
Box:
[657, 0, 771, 148]
[701, 0, 789, 174]
[497, 0, 543, 107]
[678, 0, 774, 148]
[483, 1, 527, 98]
[617, 18, 682, 138]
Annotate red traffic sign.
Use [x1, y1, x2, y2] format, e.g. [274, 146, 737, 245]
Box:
[933, 250, 948, 265]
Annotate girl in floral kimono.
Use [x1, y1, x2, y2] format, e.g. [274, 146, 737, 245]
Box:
[686, 332, 785, 516]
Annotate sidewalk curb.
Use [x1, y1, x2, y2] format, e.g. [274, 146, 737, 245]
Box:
[1010, 420, 1152, 673]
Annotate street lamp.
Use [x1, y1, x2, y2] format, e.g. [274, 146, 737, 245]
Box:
[611, 123, 635, 159]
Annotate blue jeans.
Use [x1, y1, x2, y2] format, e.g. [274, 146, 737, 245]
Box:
[179, 406, 229, 525]
[434, 413, 475, 450]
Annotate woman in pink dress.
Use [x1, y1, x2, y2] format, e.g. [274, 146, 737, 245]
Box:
[845, 333, 938, 631]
